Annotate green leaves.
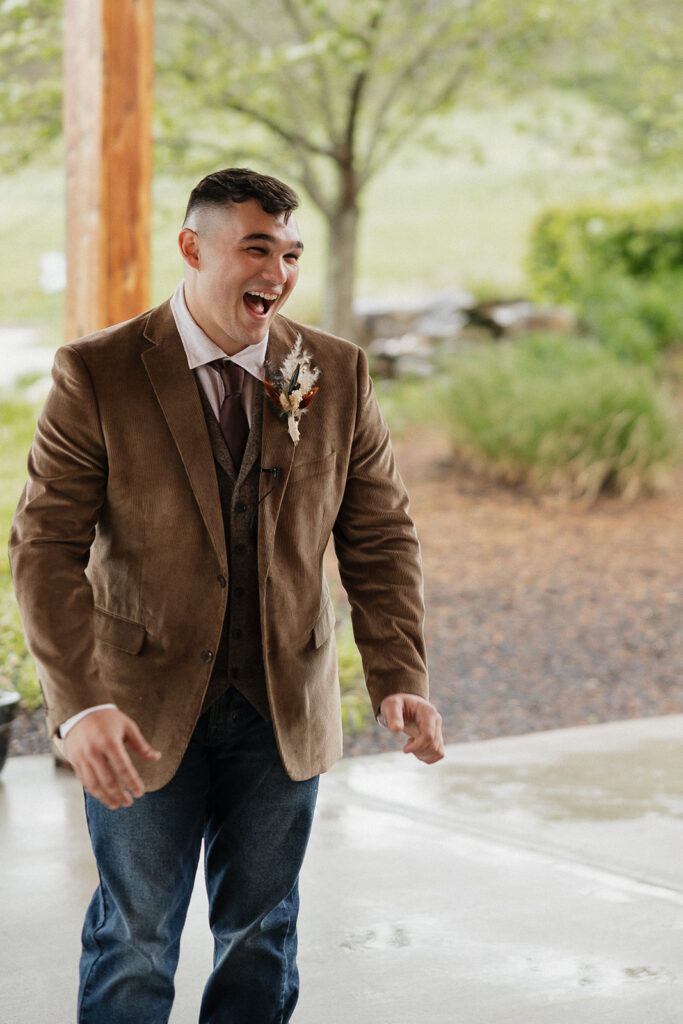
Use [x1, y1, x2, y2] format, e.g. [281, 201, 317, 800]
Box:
[0, 0, 62, 170]
[439, 333, 681, 502]
[528, 201, 683, 304]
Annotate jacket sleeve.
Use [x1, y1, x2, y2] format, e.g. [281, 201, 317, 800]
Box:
[8, 345, 113, 733]
[332, 345, 429, 712]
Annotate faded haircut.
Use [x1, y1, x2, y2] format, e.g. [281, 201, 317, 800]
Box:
[183, 168, 299, 225]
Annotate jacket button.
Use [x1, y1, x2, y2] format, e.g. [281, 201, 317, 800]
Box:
[217, 574, 227, 588]
[201, 649, 213, 663]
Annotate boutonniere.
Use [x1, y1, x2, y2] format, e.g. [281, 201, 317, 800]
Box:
[264, 335, 320, 445]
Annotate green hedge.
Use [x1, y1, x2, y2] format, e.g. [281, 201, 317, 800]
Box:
[574, 273, 683, 366]
[440, 334, 681, 502]
[1, 397, 42, 707]
[527, 201, 683, 304]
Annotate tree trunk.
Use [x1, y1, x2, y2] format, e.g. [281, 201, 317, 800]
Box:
[321, 200, 359, 341]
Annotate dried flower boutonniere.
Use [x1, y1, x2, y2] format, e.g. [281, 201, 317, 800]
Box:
[264, 335, 320, 445]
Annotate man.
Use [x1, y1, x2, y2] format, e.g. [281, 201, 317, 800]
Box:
[10, 168, 444, 1024]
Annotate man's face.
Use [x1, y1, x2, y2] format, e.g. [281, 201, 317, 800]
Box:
[179, 199, 303, 354]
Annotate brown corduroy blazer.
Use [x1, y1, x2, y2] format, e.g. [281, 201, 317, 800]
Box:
[9, 301, 429, 789]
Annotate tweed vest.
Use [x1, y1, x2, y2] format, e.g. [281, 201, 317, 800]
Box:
[197, 379, 270, 721]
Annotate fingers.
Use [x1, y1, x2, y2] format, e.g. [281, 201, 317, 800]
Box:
[64, 709, 161, 810]
[403, 723, 445, 764]
[124, 716, 164, 763]
[379, 693, 445, 765]
[77, 753, 135, 810]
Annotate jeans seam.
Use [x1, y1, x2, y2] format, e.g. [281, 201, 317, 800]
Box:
[277, 887, 295, 1024]
[78, 797, 109, 1024]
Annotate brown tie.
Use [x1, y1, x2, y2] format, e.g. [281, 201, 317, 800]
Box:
[215, 361, 250, 468]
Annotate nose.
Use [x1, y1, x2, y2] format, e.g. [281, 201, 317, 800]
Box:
[261, 254, 288, 286]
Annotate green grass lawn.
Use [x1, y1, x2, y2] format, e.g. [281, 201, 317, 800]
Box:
[4, 94, 680, 337]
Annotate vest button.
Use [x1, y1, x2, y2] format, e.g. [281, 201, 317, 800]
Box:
[217, 574, 227, 588]
[235, 501, 247, 514]
[235, 543, 246, 555]
[200, 649, 213, 663]
[232, 628, 243, 639]
[234, 586, 245, 598]
[230, 666, 240, 679]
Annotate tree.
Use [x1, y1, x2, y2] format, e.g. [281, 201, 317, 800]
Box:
[0, 0, 63, 168]
[551, 0, 683, 168]
[3, 0, 682, 336]
[155, 0, 562, 337]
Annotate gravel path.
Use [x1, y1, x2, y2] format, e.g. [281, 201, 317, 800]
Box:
[346, 427, 683, 755]
[8, 427, 683, 760]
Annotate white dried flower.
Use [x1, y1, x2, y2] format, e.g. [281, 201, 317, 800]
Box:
[264, 335, 320, 446]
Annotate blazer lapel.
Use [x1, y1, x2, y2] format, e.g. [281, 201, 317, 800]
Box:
[258, 317, 299, 578]
[141, 302, 227, 568]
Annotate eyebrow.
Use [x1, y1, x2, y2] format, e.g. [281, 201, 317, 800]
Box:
[240, 232, 304, 251]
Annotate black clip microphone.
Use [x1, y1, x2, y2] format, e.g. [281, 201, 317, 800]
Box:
[258, 466, 281, 505]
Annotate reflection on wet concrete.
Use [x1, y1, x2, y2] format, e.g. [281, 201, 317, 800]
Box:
[2, 718, 683, 1024]
[437, 738, 683, 823]
[344, 733, 683, 824]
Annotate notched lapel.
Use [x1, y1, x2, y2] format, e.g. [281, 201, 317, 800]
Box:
[142, 304, 227, 569]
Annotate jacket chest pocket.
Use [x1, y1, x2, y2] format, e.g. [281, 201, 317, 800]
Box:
[287, 450, 336, 484]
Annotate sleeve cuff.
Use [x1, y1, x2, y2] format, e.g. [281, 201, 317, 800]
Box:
[59, 704, 118, 739]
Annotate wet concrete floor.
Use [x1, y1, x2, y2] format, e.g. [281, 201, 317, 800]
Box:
[1, 715, 682, 1023]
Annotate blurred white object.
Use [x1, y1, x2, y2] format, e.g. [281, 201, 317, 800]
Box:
[39, 251, 66, 294]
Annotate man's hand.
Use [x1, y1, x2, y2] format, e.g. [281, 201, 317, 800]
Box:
[379, 693, 445, 764]
[64, 708, 161, 810]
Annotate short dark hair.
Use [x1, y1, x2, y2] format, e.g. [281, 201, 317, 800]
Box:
[183, 168, 299, 225]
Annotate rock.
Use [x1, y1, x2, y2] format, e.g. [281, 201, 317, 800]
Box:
[354, 288, 474, 347]
[368, 333, 434, 378]
[356, 291, 577, 378]
[464, 299, 577, 338]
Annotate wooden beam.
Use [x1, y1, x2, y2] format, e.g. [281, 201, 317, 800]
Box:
[64, 0, 154, 340]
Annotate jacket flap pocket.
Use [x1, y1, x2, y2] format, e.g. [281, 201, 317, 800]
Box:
[312, 597, 336, 649]
[94, 608, 146, 655]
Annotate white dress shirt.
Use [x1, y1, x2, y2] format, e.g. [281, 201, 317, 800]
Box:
[59, 283, 269, 739]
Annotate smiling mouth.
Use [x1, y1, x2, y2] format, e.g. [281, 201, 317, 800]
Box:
[244, 291, 278, 316]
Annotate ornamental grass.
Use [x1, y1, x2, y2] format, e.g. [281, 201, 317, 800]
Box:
[439, 333, 681, 503]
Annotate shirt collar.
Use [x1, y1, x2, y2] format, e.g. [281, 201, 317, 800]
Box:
[170, 281, 267, 380]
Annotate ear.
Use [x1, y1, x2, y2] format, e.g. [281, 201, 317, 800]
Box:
[178, 228, 201, 269]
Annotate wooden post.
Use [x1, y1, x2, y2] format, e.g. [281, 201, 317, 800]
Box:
[64, 0, 154, 341]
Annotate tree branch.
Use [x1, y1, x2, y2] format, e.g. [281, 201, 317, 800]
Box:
[363, 62, 474, 182]
[220, 96, 342, 162]
[361, 13, 474, 170]
[279, 0, 340, 141]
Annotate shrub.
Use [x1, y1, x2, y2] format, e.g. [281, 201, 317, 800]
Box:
[574, 273, 683, 366]
[1, 396, 41, 708]
[527, 201, 683, 304]
[336, 618, 373, 734]
[439, 333, 681, 502]
[0, 587, 42, 708]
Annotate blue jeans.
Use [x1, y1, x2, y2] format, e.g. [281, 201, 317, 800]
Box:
[78, 688, 319, 1024]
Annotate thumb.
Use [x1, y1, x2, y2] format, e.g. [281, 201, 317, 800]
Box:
[381, 697, 405, 733]
[123, 716, 162, 761]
